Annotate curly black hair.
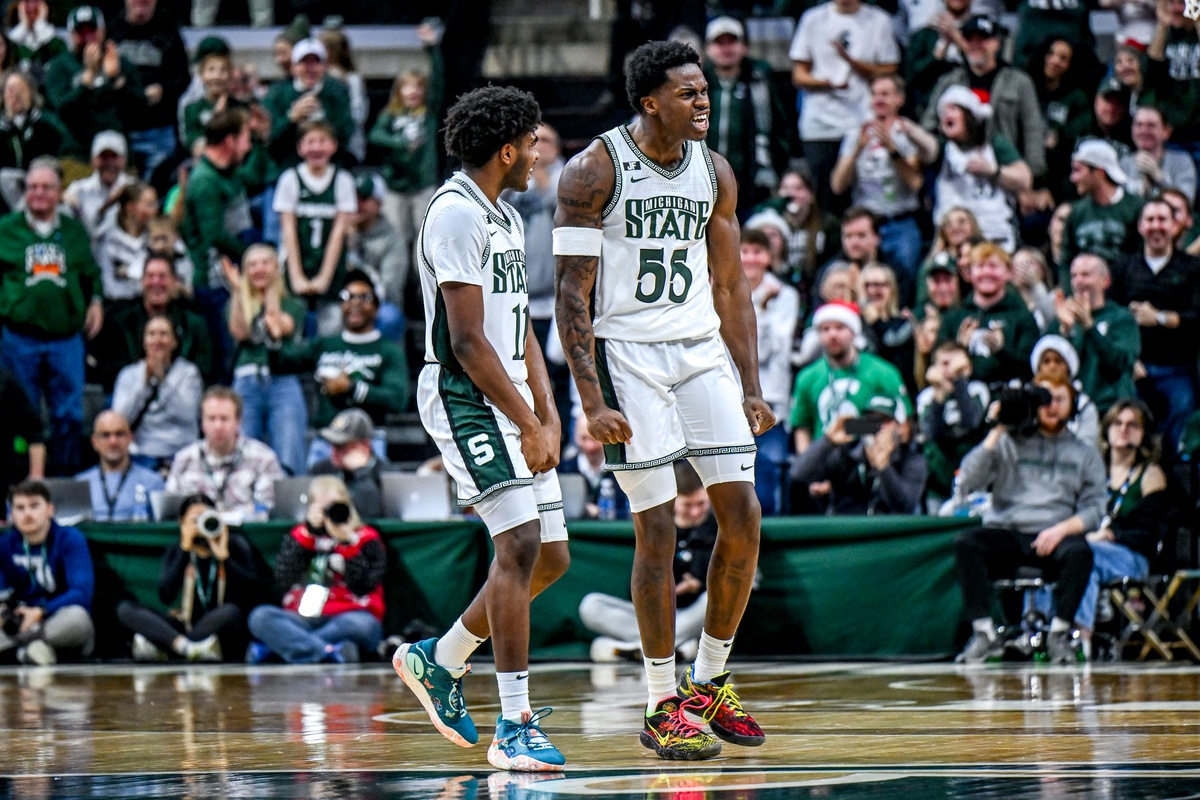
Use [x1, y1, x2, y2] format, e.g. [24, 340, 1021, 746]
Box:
[625, 40, 701, 115]
[443, 85, 542, 169]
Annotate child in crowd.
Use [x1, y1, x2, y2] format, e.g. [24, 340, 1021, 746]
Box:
[181, 46, 238, 155]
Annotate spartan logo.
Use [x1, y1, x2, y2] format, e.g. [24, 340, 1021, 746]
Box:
[624, 196, 711, 241]
[25, 242, 67, 288]
[491, 248, 527, 294]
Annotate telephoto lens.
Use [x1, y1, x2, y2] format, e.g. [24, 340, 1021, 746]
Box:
[325, 502, 351, 525]
[196, 510, 223, 539]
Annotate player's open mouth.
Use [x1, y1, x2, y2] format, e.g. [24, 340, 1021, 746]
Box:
[693, 113, 709, 129]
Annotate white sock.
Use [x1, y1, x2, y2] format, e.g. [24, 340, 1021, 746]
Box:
[972, 617, 998, 640]
[1050, 617, 1072, 633]
[692, 631, 734, 683]
[434, 618, 485, 676]
[497, 671, 530, 723]
[644, 654, 678, 714]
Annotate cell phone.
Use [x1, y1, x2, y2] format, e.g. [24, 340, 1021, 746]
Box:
[844, 416, 885, 438]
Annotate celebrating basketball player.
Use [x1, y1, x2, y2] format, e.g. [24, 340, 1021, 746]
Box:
[554, 40, 775, 760]
[393, 86, 570, 773]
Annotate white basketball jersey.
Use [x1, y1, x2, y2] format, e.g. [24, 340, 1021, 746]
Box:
[417, 173, 530, 384]
[594, 125, 721, 343]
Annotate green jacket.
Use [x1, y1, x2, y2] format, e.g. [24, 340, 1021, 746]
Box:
[1058, 192, 1144, 286]
[181, 155, 253, 290]
[262, 78, 355, 173]
[43, 48, 144, 158]
[368, 45, 444, 193]
[937, 285, 1040, 384]
[89, 298, 214, 390]
[270, 330, 410, 427]
[0, 211, 101, 339]
[1067, 300, 1140, 415]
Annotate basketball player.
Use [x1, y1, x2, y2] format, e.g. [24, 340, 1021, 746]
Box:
[393, 85, 569, 773]
[554, 40, 775, 760]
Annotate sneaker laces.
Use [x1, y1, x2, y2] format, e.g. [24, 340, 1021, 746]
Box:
[445, 664, 471, 717]
[657, 697, 710, 738]
[696, 680, 748, 723]
[500, 707, 555, 751]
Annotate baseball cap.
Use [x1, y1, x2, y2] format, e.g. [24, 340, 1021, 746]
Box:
[319, 408, 374, 446]
[960, 15, 1004, 38]
[67, 5, 104, 32]
[91, 130, 127, 159]
[291, 37, 328, 65]
[1097, 75, 1129, 99]
[1072, 138, 1126, 185]
[705, 16, 745, 42]
[355, 173, 385, 202]
[193, 35, 232, 64]
[928, 251, 957, 274]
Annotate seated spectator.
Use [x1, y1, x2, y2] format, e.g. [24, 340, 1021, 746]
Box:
[1109, 198, 1200, 447]
[932, 87, 1032, 252]
[117, 493, 259, 662]
[742, 228, 800, 516]
[1058, 139, 1146, 284]
[271, 270, 410, 452]
[94, 253, 213, 389]
[938, 243, 1041, 384]
[0, 481, 94, 665]
[75, 410, 162, 520]
[166, 386, 285, 522]
[1036, 399, 1169, 658]
[0, 158, 103, 475]
[953, 371, 1106, 664]
[1010, 247, 1056, 331]
[347, 174, 406, 343]
[922, 16, 1046, 179]
[0, 69, 63, 212]
[246, 476, 385, 664]
[1120, 106, 1197, 204]
[262, 37, 353, 171]
[917, 341, 990, 503]
[558, 415, 630, 521]
[43, 7, 143, 162]
[112, 316, 203, 472]
[6, 0, 66, 85]
[831, 75, 938, 300]
[579, 461, 713, 662]
[94, 181, 158, 300]
[793, 394, 927, 514]
[915, 206, 981, 310]
[1054, 253, 1140, 417]
[275, 120, 357, 335]
[0, 361, 44, 503]
[108, 0, 190, 179]
[318, 26, 368, 164]
[310, 409, 386, 519]
[904, 0, 972, 116]
[1031, 334, 1100, 445]
[858, 263, 917, 397]
[750, 164, 839, 296]
[224, 244, 307, 478]
[62, 130, 133, 240]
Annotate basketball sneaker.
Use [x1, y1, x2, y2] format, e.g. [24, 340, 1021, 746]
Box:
[487, 708, 566, 772]
[677, 667, 765, 746]
[955, 631, 1004, 664]
[393, 638, 478, 747]
[640, 696, 723, 760]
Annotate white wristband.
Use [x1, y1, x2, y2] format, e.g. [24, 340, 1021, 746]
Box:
[552, 226, 603, 257]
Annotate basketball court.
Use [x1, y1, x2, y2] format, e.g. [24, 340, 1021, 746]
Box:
[2, 660, 1198, 798]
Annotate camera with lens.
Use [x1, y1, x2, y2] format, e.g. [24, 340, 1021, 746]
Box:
[324, 502, 351, 525]
[991, 382, 1052, 436]
[195, 509, 223, 539]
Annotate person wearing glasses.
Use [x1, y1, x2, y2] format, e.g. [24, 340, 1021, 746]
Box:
[75, 410, 163, 521]
[271, 269, 409, 468]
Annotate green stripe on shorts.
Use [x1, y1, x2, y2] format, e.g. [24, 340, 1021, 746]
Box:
[593, 338, 627, 467]
[437, 367, 523, 502]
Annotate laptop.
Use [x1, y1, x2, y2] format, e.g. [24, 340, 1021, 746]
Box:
[152, 491, 188, 523]
[381, 472, 453, 521]
[41, 479, 94, 526]
[271, 477, 314, 521]
[559, 473, 589, 520]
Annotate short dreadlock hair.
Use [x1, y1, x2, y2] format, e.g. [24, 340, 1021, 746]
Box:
[443, 85, 542, 169]
[625, 40, 701, 115]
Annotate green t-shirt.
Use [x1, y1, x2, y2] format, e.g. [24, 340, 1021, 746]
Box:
[790, 352, 913, 438]
[229, 295, 307, 368]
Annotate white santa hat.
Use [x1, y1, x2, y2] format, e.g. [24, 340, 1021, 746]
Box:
[1031, 334, 1080, 379]
[812, 301, 862, 336]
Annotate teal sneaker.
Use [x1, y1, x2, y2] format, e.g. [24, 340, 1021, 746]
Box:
[393, 638, 478, 747]
[487, 708, 566, 772]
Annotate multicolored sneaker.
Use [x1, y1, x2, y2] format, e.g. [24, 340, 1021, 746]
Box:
[640, 696, 723, 760]
[393, 638, 478, 747]
[677, 667, 765, 747]
[487, 708, 566, 772]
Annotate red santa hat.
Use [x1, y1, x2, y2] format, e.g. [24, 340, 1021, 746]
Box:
[812, 301, 862, 336]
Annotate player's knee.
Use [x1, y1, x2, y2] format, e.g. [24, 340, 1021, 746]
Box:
[709, 482, 761, 530]
[536, 541, 570, 584]
[494, 520, 542, 575]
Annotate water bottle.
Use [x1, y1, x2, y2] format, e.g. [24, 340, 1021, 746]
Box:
[132, 485, 149, 523]
[597, 477, 618, 521]
[253, 487, 270, 521]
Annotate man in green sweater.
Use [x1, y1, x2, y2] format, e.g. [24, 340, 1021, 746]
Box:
[1058, 139, 1145, 285]
[938, 243, 1040, 385]
[271, 270, 409, 464]
[0, 159, 103, 474]
[262, 37, 354, 171]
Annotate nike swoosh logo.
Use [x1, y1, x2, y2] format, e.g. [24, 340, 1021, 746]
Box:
[740, 463, 753, 471]
[650, 658, 673, 666]
[630, 175, 653, 183]
[722, 642, 732, 648]
[516, 674, 528, 681]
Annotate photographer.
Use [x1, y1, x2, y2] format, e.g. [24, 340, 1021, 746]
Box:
[246, 476, 385, 664]
[116, 494, 260, 662]
[790, 396, 928, 515]
[953, 371, 1107, 664]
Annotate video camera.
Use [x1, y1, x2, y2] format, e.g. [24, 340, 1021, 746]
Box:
[991, 382, 1052, 436]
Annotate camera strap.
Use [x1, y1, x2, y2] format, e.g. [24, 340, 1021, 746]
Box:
[201, 445, 243, 506]
[182, 555, 224, 628]
[1101, 462, 1146, 530]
